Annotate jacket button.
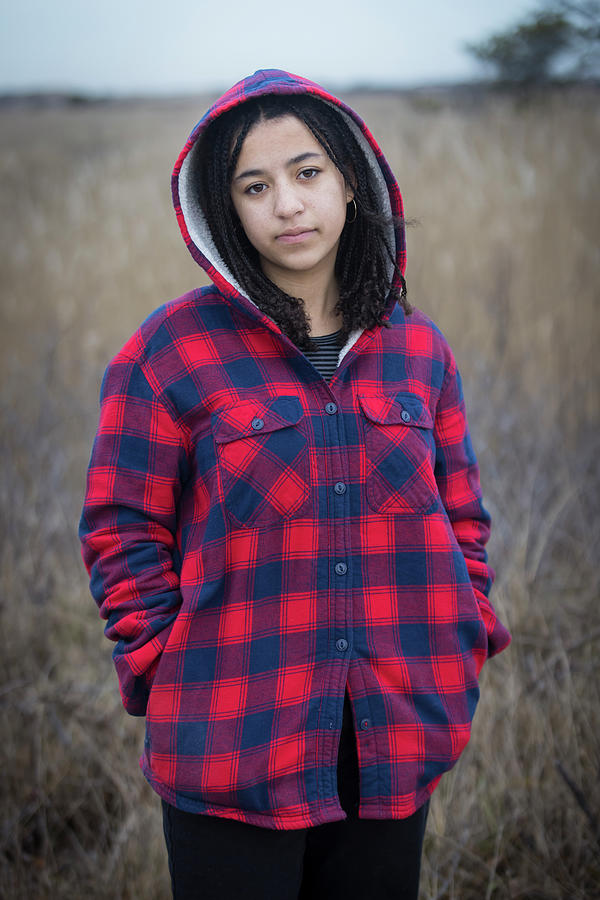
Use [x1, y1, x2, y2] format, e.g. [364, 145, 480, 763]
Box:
[336, 638, 348, 652]
[251, 417, 264, 430]
[325, 402, 338, 415]
[335, 562, 347, 575]
[360, 718, 370, 730]
[334, 482, 347, 495]
[401, 410, 411, 423]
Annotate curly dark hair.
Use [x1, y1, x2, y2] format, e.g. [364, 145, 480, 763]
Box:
[196, 93, 410, 350]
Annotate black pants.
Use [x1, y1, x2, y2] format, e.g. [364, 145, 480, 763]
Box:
[161, 694, 429, 899]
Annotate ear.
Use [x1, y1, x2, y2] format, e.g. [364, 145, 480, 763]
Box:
[344, 165, 356, 203]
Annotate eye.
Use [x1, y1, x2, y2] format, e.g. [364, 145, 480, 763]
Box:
[298, 168, 319, 181]
[245, 182, 267, 195]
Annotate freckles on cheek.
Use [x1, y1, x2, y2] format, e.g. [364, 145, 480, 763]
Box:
[236, 212, 254, 245]
[238, 205, 267, 251]
[230, 199, 250, 244]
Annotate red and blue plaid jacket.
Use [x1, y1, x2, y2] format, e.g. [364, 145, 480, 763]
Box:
[80, 70, 510, 830]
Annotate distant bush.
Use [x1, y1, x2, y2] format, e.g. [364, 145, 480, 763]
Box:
[466, 2, 600, 84]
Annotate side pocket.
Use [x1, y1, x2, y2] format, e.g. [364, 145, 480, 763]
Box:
[359, 392, 439, 515]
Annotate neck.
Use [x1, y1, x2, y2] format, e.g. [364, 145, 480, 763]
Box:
[305, 282, 342, 336]
[261, 253, 342, 337]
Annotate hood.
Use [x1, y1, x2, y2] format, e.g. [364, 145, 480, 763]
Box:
[172, 68, 406, 313]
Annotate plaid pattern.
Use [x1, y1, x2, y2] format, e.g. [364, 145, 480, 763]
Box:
[80, 70, 510, 831]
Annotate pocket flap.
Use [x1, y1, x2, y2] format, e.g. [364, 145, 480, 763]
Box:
[359, 392, 433, 429]
[213, 395, 304, 444]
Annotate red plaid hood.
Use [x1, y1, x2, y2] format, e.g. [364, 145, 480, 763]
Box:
[171, 68, 406, 324]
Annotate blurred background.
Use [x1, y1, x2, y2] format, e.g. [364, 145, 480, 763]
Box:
[1, 1, 599, 897]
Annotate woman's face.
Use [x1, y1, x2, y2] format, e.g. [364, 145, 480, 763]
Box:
[230, 114, 353, 291]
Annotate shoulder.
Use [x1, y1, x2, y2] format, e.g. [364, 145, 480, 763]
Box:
[113, 286, 229, 366]
[385, 303, 456, 368]
[98, 286, 229, 427]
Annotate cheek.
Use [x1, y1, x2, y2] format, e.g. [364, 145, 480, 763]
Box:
[232, 202, 263, 248]
[329, 177, 350, 222]
[328, 186, 349, 235]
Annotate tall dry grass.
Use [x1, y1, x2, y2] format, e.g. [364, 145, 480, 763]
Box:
[1, 87, 599, 898]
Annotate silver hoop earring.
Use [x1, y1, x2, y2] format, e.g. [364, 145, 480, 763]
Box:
[346, 198, 357, 224]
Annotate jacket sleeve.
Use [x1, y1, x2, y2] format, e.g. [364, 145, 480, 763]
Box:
[79, 353, 188, 715]
[433, 355, 511, 660]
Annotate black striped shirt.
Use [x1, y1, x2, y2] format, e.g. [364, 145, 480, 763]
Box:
[304, 329, 344, 381]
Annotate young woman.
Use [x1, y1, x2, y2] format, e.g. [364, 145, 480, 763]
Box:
[80, 69, 511, 899]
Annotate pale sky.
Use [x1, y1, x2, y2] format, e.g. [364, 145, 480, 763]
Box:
[1, 0, 537, 94]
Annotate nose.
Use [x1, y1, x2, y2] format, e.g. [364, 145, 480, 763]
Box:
[272, 181, 304, 218]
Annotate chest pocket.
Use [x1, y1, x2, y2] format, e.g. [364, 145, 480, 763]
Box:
[212, 395, 311, 527]
[359, 392, 439, 515]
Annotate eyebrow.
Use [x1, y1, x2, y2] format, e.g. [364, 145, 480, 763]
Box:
[233, 151, 324, 182]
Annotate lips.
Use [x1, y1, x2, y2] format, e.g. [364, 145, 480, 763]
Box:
[276, 228, 315, 244]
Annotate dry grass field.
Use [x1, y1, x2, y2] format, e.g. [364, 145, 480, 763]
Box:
[1, 85, 599, 898]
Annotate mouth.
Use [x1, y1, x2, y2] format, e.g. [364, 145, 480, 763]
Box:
[276, 228, 315, 244]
